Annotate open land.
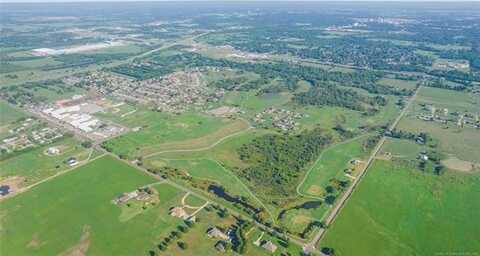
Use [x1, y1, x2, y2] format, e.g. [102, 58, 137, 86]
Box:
[1, 2, 479, 255]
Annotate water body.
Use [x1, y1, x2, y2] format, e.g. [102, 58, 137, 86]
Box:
[208, 185, 260, 214]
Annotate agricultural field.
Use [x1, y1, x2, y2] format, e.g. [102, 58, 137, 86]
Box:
[320, 159, 480, 255]
[298, 135, 371, 198]
[1, 2, 480, 255]
[0, 156, 188, 255]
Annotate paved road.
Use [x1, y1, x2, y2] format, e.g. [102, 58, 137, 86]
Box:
[304, 87, 420, 253]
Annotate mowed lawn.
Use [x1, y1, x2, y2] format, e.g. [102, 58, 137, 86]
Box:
[0, 156, 185, 255]
[321, 160, 480, 255]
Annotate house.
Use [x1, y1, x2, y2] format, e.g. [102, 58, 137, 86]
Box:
[0, 185, 10, 196]
[206, 227, 229, 240]
[169, 206, 190, 220]
[260, 240, 277, 253]
[113, 190, 139, 204]
[66, 157, 78, 166]
[47, 147, 60, 155]
[214, 240, 226, 252]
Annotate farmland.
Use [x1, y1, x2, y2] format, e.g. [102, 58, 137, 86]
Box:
[1, 2, 479, 255]
[0, 156, 189, 255]
[320, 160, 480, 255]
[298, 135, 371, 198]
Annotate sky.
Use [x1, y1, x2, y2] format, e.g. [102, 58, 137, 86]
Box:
[2, 0, 479, 3]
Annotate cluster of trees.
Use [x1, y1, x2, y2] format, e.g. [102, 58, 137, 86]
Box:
[362, 133, 383, 152]
[293, 83, 387, 114]
[0, 79, 74, 106]
[207, 185, 262, 217]
[417, 150, 445, 176]
[300, 220, 323, 239]
[209, 76, 270, 91]
[149, 220, 194, 255]
[43, 53, 132, 71]
[205, 26, 433, 72]
[386, 129, 429, 144]
[115, 50, 384, 91]
[237, 127, 333, 197]
[421, 79, 467, 91]
[439, 49, 480, 72]
[229, 217, 250, 254]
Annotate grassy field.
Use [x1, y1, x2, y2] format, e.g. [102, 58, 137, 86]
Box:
[415, 87, 479, 113]
[102, 110, 245, 159]
[379, 137, 425, 160]
[0, 101, 28, 125]
[145, 128, 271, 169]
[0, 136, 95, 187]
[298, 135, 370, 198]
[376, 78, 418, 90]
[139, 118, 250, 156]
[145, 158, 253, 199]
[320, 159, 480, 255]
[0, 156, 189, 255]
[397, 87, 480, 163]
[298, 95, 401, 132]
[222, 90, 292, 118]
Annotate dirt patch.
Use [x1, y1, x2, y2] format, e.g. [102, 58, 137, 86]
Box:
[441, 157, 476, 172]
[61, 225, 91, 256]
[292, 214, 310, 225]
[174, 123, 189, 129]
[26, 233, 43, 249]
[149, 160, 167, 168]
[376, 152, 392, 161]
[307, 185, 323, 196]
[0, 176, 25, 199]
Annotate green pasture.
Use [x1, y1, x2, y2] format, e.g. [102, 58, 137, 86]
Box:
[379, 137, 425, 160]
[145, 158, 252, 200]
[321, 160, 480, 255]
[0, 101, 28, 125]
[0, 156, 187, 255]
[415, 87, 479, 113]
[298, 135, 370, 198]
[376, 78, 418, 90]
[102, 111, 242, 158]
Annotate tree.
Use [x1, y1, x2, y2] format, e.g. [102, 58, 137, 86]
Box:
[325, 195, 336, 205]
[81, 141, 92, 148]
[177, 241, 188, 250]
[178, 225, 187, 233]
[321, 247, 335, 255]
